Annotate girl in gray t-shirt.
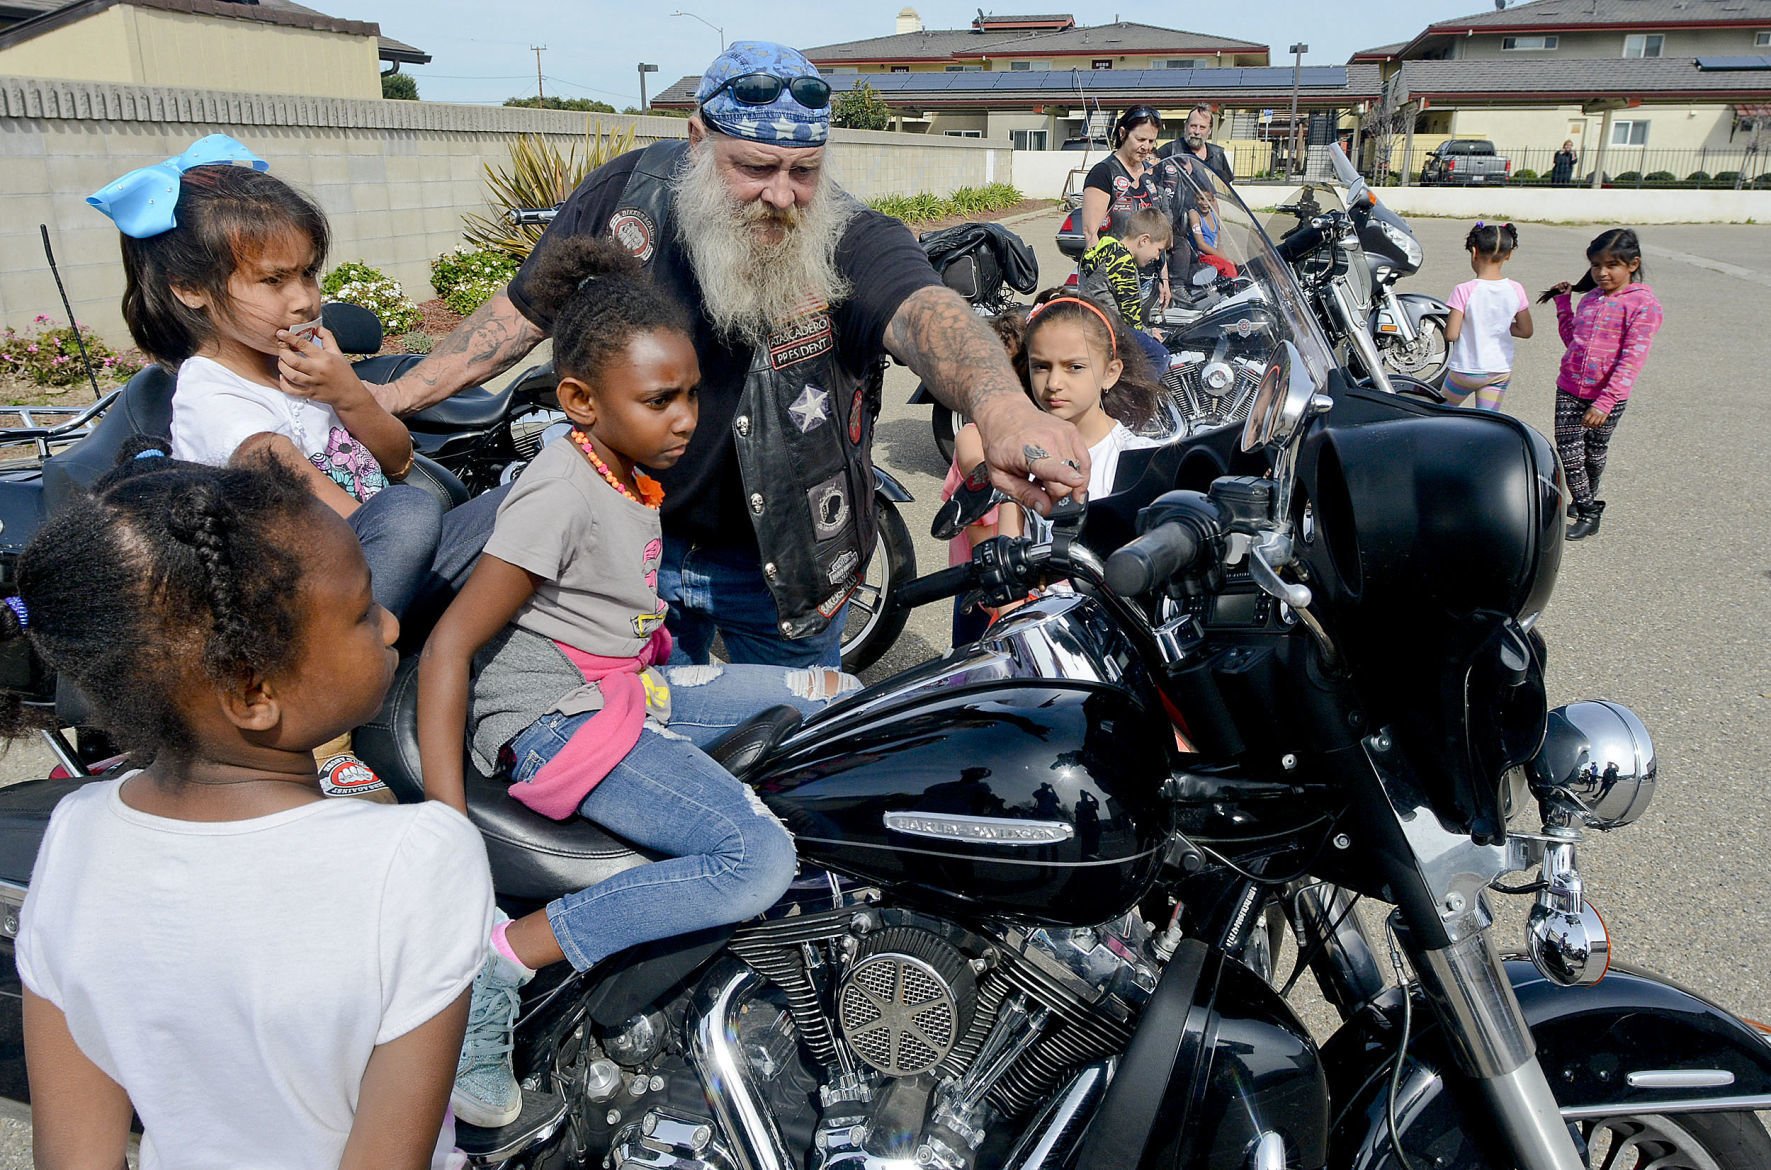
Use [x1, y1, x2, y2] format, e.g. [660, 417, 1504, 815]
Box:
[416, 234, 858, 1130]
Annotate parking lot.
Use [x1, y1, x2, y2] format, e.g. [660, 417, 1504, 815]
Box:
[0, 208, 1766, 1160]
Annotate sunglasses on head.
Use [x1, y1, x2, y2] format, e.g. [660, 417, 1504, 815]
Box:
[705, 71, 832, 110]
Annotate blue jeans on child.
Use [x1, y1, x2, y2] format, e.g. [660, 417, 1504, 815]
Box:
[349, 482, 508, 620]
[655, 537, 847, 669]
[505, 661, 856, 971]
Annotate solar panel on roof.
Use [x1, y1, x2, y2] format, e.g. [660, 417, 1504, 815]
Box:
[1696, 56, 1771, 71]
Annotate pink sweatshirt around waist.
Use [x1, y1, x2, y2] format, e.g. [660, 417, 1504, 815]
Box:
[1555, 283, 1664, 414]
[507, 626, 672, 821]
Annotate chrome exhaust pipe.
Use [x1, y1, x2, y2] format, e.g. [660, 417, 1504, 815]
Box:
[689, 961, 791, 1170]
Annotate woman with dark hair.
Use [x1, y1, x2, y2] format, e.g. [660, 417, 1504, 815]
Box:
[1081, 106, 1167, 310]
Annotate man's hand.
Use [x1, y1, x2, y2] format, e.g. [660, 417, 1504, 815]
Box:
[276, 327, 369, 408]
[970, 392, 1089, 515]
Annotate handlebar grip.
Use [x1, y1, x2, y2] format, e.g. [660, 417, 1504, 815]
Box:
[1105, 523, 1201, 597]
[895, 563, 979, 610]
[1276, 223, 1327, 263]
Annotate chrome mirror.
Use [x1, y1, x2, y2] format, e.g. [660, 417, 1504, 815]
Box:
[1528, 700, 1656, 830]
[932, 462, 1003, 541]
[1239, 341, 1317, 454]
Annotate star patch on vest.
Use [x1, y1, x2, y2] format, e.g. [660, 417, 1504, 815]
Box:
[608, 208, 658, 262]
[767, 301, 834, 370]
[789, 383, 830, 433]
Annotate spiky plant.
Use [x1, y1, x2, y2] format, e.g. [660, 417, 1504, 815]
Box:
[461, 120, 639, 259]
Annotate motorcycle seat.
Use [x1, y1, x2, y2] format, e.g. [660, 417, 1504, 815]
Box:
[353, 352, 517, 433]
[0, 776, 105, 884]
[354, 657, 803, 903]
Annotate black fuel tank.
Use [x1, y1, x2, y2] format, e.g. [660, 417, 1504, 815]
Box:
[752, 680, 1173, 927]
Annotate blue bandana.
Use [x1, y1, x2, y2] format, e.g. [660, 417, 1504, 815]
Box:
[87, 134, 268, 239]
[694, 41, 830, 146]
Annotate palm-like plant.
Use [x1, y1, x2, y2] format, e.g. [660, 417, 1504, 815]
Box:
[462, 120, 640, 258]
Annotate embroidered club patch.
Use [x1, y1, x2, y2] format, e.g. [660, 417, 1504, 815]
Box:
[608, 208, 657, 262]
[790, 383, 830, 433]
[807, 473, 850, 540]
[817, 583, 856, 618]
[848, 386, 866, 445]
[767, 303, 834, 369]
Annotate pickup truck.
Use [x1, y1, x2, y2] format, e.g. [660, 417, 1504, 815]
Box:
[1420, 139, 1511, 186]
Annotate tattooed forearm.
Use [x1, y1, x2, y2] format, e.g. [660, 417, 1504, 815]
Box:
[379, 289, 545, 416]
[884, 286, 1027, 417]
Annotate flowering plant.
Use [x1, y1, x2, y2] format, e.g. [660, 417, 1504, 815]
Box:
[0, 314, 143, 388]
[430, 244, 519, 316]
[322, 262, 422, 336]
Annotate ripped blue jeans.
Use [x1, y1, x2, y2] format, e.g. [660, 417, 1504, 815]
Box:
[505, 662, 858, 971]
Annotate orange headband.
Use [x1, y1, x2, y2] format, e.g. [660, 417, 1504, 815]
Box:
[1027, 296, 1119, 360]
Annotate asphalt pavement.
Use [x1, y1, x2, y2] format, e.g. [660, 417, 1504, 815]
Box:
[0, 207, 1765, 1161]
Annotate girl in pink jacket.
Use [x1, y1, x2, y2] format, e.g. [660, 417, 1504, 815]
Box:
[1537, 228, 1664, 540]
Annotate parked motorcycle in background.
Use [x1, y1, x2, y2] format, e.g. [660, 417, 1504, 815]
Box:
[1269, 145, 1451, 388]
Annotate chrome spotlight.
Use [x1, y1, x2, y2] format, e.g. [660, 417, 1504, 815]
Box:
[1526, 836, 1612, 987]
[1528, 700, 1656, 830]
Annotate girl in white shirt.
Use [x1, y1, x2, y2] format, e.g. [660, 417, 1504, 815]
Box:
[3, 450, 492, 1168]
[1443, 221, 1534, 411]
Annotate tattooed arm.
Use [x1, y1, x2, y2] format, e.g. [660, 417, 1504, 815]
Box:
[885, 285, 1088, 514]
[373, 288, 546, 417]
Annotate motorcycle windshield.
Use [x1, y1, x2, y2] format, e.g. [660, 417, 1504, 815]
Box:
[1172, 168, 1336, 394]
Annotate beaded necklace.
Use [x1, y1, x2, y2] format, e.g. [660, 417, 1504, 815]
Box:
[570, 429, 664, 509]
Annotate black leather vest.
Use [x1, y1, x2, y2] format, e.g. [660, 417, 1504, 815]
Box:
[608, 142, 877, 640]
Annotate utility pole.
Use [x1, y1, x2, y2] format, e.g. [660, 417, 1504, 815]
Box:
[531, 45, 547, 100]
[1287, 42, 1308, 179]
[638, 62, 659, 111]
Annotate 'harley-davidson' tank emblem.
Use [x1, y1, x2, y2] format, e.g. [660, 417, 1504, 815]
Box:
[883, 812, 1075, 846]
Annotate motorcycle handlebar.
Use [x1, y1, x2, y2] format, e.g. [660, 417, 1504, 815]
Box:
[1104, 523, 1202, 597]
[895, 563, 979, 610]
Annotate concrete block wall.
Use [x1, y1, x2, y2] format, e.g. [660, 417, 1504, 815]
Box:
[0, 75, 1007, 343]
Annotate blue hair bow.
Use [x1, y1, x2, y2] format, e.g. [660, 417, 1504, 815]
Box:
[86, 134, 269, 239]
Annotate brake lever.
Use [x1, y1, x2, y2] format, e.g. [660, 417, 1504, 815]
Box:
[1247, 531, 1312, 610]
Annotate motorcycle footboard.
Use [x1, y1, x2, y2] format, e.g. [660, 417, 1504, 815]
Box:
[1074, 939, 1329, 1170]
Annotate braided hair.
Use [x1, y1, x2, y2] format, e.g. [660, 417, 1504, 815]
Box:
[0, 442, 313, 766]
[520, 234, 692, 386]
[1023, 288, 1162, 429]
[1465, 220, 1518, 260]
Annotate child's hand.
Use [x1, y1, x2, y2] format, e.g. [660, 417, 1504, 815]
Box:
[1549, 281, 1572, 298]
[1582, 405, 1610, 429]
[277, 327, 366, 407]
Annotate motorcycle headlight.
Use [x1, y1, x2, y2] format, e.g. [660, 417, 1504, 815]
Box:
[1377, 220, 1423, 268]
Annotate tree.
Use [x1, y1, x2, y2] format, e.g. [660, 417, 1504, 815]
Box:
[381, 72, 419, 101]
[831, 81, 892, 132]
[623, 106, 689, 118]
[504, 96, 616, 113]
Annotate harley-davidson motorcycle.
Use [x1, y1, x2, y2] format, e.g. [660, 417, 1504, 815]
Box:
[1, 171, 1768, 1170]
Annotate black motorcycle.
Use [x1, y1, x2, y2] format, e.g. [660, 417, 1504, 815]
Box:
[2, 188, 1767, 1170]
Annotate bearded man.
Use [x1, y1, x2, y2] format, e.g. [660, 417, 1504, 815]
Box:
[382, 41, 1085, 668]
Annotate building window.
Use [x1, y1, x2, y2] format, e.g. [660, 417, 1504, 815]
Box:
[1091, 58, 1113, 69]
[944, 129, 984, 138]
[1501, 35, 1558, 50]
[1623, 33, 1664, 58]
[1756, 31, 1771, 46]
[890, 65, 910, 73]
[944, 64, 984, 72]
[1011, 129, 1049, 149]
[1153, 58, 1197, 69]
[1610, 119, 1649, 146]
[1009, 59, 1051, 71]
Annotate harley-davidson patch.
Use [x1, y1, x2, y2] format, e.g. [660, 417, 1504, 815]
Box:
[767, 303, 834, 369]
[608, 208, 657, 262]
[827, 548, 860, 584]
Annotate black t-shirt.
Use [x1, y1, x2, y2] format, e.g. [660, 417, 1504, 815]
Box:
[508, 150, 941, 547]
[1156, 139, 1234, 187]
[1082, 154, 1159, 241]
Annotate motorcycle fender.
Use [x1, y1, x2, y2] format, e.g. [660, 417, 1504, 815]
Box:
[1074, 939, 1329, 1170]
[908, 381, 936, 406]
[1396, 292, 1450, 332]
[872, 465, 914, 504]
[1323, 958, 1771, 1170]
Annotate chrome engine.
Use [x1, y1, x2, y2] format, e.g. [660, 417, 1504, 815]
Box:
[667, 897, 1161, 1170]
[1163, 349, 1266, 436]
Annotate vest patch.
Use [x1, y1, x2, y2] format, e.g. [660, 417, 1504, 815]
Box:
[808, 472, 849, 540]
[609, 208, 658, 262]
[848, 385, 867, 445]
[767, 303, 834, 369]
[790, 383, 830, 433]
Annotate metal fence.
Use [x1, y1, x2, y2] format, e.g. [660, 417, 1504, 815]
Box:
[1370, 143, 1770, 189]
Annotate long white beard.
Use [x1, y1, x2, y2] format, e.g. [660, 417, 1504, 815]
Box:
[673, 143, 853, 348]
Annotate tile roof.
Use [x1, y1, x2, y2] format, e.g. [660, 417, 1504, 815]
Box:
[1396, 54, 1771, 99]
[1350, 42, 1408, 61]
[1424, 0, 1771, 32]
[0, 0, 425, 61]
[805, 20, 1263, 64]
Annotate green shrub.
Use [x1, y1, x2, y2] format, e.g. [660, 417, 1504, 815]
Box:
[381, 72, 418, 101]
[400, 331, 434, 355]
[867, 183, 1025, 225]
[323, 262, 421, 336]
[1687, 170, 1713, 184]
[1715, 170, 1743, 184]
[831, 81, 892, 131]
[430, 245, 519, 314]
[1644, 170, 1676, 183]
[504, 96, 616, 113]
[1755, 174, 1771, 189]
[1514, 168, 1539, 182]
[0, 314, 143, 388]
[1614, 170, 1642, 183]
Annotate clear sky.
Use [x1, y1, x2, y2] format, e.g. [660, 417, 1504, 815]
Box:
[355, 1, 1495, 108]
